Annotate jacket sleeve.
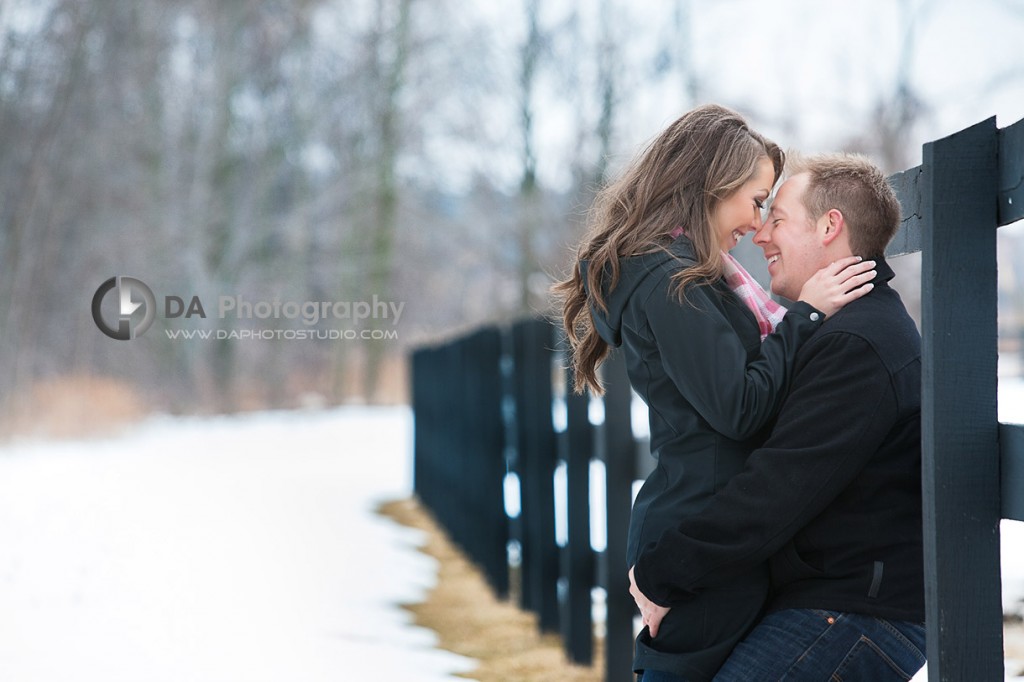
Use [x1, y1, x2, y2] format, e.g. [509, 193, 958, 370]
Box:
[632, 330, 897, 607]
[642, 271, 823, 441]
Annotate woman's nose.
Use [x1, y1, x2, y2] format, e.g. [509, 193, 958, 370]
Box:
[750, 207, 762, 227]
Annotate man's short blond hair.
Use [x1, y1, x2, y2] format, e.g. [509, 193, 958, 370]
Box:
[787, 153, 901, 258]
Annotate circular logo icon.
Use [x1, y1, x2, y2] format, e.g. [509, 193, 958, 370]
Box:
[92, 276, 156, 340]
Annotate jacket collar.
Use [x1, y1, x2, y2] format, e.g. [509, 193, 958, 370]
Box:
[870, 257, 897, 288]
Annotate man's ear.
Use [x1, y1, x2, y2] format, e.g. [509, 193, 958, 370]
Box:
[820, 208, 845, 246]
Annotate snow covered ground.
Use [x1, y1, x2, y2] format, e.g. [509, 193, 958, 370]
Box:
[0, 406, 474, 682]
[1004, 375, 1024, 623]
[0, 377, 1022, 681]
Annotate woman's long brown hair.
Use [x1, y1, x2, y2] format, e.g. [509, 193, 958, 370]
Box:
[553, 104, 784, 394]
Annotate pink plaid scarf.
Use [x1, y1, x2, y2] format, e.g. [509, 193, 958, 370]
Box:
[721, 250, 787, 340]
[669, 226, 786, 340]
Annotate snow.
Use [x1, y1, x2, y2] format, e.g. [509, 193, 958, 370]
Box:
[1, 378, 1023, 681]
[0, 406, 475, 682]
[1003, 376, 1024, 626]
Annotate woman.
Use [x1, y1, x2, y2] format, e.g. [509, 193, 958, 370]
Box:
[553, 105, 875, 681]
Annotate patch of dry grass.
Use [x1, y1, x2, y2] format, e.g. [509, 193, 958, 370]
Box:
[1006, 622, 1024, 678]
[378, 498, 603, 682]
[0, 375, 148, 442]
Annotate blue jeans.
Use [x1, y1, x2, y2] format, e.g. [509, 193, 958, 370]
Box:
[639, 670, 690, 681]
[712, 609, 926, 681]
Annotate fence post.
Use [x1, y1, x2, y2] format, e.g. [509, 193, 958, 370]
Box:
[920, 117, 1003, 680]
[411, 346, 431, 508]
[507, 318, 560, 631]
[412, 330, 509, 598]
[557, 354, 595, 664]
[462, 326, 510, 597]
[600, 348, 637, 682]
[439, 339, 463, 540]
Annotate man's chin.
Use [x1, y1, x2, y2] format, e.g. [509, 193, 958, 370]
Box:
[769, 284, 798, 305]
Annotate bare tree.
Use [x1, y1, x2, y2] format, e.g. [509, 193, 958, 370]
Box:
[357, 0, 412, 401]
[0, 1, 95, 400]
[513, 0, 545, 315]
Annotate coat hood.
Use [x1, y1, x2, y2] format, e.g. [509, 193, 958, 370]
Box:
[582, 236, 697, 348]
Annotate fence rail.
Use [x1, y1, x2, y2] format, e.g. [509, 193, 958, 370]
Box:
[411, 114, 1024, 682]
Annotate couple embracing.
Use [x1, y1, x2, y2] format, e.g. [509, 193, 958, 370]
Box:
[556, 104, 925, 682]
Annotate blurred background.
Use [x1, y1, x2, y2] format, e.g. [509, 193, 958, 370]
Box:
[1, 0, 1023, 430]
[2, 2, 1024, 679]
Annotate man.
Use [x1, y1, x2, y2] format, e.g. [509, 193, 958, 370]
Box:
[629, 153, 926, 681]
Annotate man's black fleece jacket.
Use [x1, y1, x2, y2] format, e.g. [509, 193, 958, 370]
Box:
[634, 259, 926, 623]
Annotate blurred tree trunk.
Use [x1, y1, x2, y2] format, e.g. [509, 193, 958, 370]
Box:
[593, 0, 617, 188]
[337, 0, 411, 403]
[369, 0, 411, 401]
[0, 1, 92, 400]
[516, 0, 542, 316]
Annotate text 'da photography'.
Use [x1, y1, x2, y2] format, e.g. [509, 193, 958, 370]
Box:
[90, 275, 404, 344]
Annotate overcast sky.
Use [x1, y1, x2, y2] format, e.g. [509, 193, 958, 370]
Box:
[486, 0, 1024, 192]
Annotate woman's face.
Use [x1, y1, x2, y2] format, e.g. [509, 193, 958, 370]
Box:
[711, 157, 775, 252]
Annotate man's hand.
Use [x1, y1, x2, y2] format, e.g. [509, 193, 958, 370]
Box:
[629, 565, 671, 638]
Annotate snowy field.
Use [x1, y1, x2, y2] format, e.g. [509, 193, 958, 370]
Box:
[0, 406, 474, 682]
[0, 377, 1022, 682]
[1003, 375, 1024, 622]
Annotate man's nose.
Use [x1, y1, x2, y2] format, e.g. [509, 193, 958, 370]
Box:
[753, 220, 769, 247]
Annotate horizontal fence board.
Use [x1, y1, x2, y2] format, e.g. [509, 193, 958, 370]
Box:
[888, 165, 925, 257]
[1002, 422, 1024, 522]
[886, 113, 1023, 258]
[999, 115, 1024, 226]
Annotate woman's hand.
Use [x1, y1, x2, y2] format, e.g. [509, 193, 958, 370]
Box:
[629, 566, 671, 638]
[798, 256, 876, 318]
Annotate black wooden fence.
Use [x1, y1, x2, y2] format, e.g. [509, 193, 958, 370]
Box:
[410, 114, 1024, 682]
[412, 316, 642, 678]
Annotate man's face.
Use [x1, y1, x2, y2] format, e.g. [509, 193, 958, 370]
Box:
[754, 173, 827, 301]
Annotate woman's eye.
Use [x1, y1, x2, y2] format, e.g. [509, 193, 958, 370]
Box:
[755, 198, 770, 220]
